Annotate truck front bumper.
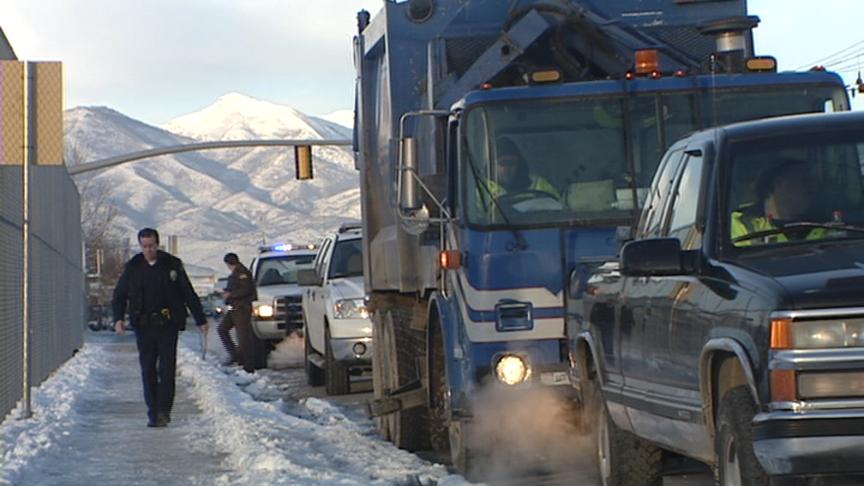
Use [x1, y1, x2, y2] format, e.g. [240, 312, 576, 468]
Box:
[251, 318, 285, 341]
[753, 410, 864, 476]
[330, 336, 373, 365]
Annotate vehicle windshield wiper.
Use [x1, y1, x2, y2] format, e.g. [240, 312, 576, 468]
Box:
[732, 221, 864, 244]
[463, 145, 528, 250]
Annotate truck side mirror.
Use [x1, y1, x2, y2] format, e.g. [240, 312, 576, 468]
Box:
[297, 269, 323, 287]
[620, 238, 685, 277]
[399, 136, 421, 211]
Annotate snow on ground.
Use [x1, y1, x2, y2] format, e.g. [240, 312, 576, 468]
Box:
[0, 330, 469, 486]
[0, 344, 102, 481]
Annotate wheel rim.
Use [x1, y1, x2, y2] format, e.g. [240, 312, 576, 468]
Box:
[597, 407, 612, 485]
[721, 433, 744, 486]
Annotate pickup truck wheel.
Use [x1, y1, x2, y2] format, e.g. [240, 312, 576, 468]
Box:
[373, 308, 430, 451]
[304, 330, 324, 386]
[247, 328, 269, 370]
[324, 326, 350, 395]
[716, 386, 769, 486]
[587, 378, 662, 486]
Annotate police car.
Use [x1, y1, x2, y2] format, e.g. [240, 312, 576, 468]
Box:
[249, 243, 317, 346]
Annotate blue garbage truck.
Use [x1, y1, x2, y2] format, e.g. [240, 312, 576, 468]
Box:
[352, 0, 849, 476]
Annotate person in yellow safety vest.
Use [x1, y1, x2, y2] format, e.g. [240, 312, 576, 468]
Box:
[731, 159, 826, 246]
[485, 137, 560, 201]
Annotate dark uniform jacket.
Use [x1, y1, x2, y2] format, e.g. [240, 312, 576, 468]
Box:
[112, 250, 207, 330]
[225, 263, 257, 307]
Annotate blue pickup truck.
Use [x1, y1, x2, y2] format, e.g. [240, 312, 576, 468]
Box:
[568, 111, 864, 485]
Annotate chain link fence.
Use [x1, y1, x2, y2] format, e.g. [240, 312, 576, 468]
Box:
[0, 165, 85, 420]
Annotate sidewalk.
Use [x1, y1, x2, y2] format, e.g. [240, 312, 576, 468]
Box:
[10, 332, 231, 486]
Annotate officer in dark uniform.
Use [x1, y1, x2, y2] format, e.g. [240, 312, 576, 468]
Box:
[112, 228, 208, 428]
[217, 252, 258, 373]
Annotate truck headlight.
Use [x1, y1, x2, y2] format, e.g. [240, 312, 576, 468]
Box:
[772, 317, 864, 349]
[495, 354, 530, 386]
[334, 298, 369, 319]
[255, 304, 274, 319]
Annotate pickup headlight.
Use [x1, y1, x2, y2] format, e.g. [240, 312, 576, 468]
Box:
[334, 298, 369, 319]
[255, 304, 274, 319]
[772, 317, 864, 349]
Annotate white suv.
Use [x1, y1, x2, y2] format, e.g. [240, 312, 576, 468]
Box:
[249, 244, 317, 348]
[298, 225, 372, 395]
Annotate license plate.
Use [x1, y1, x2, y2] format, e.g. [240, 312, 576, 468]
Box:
[540, 371, 570, 386]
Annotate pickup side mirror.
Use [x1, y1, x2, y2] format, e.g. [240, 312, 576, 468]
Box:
[620, 238, 685, 277]
[297, 269, 323, 287]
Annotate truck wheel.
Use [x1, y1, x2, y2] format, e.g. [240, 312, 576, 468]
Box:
[324, 326, 350, 395]
[304, 330, 324, 386]
[449, 419, 480, 480]
[586, 378, 662, 486]
[428, 318, 450, 452]
[373, 308, 430, 451]
[716, 386, 769, 486]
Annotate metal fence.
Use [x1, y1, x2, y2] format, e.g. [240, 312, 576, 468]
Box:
[0, 164, 84, 420]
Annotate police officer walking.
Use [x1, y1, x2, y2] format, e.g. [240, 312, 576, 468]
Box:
[112, 228, 209, 428]
[217, 252, 258, 373]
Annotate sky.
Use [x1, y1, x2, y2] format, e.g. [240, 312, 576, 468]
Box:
[0, 0, 862, 125]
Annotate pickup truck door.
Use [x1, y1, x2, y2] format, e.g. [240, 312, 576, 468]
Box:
[306, 238, 333, 353]
[618, 149, 686, 400]
[630, 151, 715, 456]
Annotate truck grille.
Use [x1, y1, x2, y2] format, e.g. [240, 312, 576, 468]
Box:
[275, 295, 303, 332]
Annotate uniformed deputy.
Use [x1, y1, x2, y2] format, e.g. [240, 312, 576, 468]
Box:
[112, 228, 208, 428]
[217, 252, 258, 373]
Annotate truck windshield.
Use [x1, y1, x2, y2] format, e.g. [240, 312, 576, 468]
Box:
[728, 128, 864, 249]
[463, 84, 845, 228]
[256, 255, 315, 286]
[328, 238, 363, 279]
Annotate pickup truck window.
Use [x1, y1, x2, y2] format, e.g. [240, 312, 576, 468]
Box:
[638, 149, 686, 238]
[315, 238, 333, 278]
[328, 238, 363, 279]
[728, 129, 864, 249]
[666, 155, 705, 249]
[256, 255, 316, 286]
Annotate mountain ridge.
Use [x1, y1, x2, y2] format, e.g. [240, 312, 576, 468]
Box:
[66, 94, 359, 274]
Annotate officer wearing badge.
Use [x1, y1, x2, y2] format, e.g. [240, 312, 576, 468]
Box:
[112, 227, 208, 427]
[217, 252, 258, 372]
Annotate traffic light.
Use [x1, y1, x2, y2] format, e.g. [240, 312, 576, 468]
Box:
[295, 145, 313, 180]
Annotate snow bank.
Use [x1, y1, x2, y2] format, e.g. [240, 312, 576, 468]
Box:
[0, 344, 100, 483]
[178, 338, 468, 485]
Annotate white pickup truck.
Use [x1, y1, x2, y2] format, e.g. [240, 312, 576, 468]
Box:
[298, 225, 372, 395]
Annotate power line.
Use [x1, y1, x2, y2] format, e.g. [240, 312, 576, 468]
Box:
[796, 39, 864, 70]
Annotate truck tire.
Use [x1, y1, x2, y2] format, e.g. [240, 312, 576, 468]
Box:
[428, 318, 450, 452]
[372, 306, 430, 451]
[304, 330, 324, 386]
[716, 386, 769, 486]
[586, 377, 662, 486]
[449, 419, 480, 481]
[324, 325, 350, 395]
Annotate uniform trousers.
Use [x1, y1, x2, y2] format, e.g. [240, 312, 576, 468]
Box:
[134, 320, 180, 422]
[218, 304, 255, 372]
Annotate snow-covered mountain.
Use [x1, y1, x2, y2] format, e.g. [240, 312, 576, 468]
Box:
[66, 94, 359, 273]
